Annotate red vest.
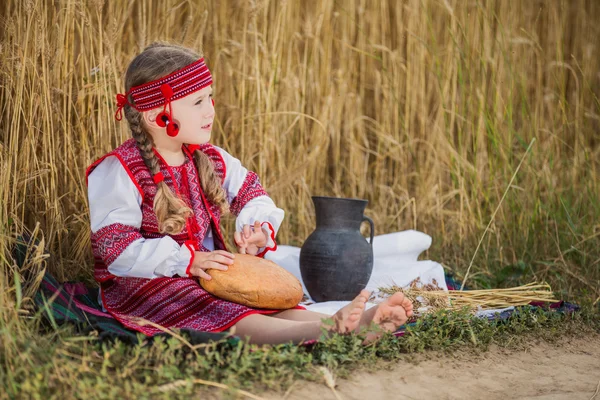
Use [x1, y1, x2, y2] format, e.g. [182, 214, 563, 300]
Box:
[86, 138, 227, 283]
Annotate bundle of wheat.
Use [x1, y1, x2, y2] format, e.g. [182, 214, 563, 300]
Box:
[378, 282, 558, 313]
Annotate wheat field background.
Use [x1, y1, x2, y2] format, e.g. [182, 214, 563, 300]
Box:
[1, 0, 599, 339]
[1, 0, 599, 397]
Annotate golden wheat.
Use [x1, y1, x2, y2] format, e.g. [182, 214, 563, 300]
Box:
[0, 0, 598, 315]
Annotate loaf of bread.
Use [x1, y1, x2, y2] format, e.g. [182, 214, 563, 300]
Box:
[199, 254, 304, 309]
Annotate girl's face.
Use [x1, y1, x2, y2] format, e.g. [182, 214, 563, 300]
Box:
[143, 85, 215, 146]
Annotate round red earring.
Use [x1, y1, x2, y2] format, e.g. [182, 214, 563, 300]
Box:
[156, 112, 169, 128]
[166, 122, 179, 137]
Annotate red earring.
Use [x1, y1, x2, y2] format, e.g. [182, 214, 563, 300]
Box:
[211, 98, 215, 107]
[166, 122, 179, 137]
[156, 83, 179, 137]
[156, 112, 169, 127]
[156, 112, 179, 136]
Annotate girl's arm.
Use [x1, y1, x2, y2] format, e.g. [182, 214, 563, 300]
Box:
[88, 156, 194, 279]
[215, 146, 284, 257]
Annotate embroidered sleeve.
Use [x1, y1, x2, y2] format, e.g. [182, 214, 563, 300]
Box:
[88, 156, 193, 278]
[229, 171, 270, 216]
[214, 146, 285, 257]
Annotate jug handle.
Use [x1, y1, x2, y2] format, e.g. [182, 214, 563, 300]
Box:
[362, 215, 374, 247]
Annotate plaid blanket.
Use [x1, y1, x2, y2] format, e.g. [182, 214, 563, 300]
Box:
[34, 272, 238, 345]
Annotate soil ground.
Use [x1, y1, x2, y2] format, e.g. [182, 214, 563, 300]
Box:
[265, 334, 600, 400]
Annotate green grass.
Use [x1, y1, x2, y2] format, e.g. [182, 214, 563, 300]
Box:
[2, 304, 598, 399]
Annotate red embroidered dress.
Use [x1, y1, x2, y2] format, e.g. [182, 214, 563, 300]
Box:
[86, 139, 284, 335]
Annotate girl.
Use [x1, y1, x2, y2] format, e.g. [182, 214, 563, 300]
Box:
[87, 42, 413, 345]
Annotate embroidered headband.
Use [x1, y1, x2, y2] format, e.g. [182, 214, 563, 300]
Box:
[114, 57, 213, 120]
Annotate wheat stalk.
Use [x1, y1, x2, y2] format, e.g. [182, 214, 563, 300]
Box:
[379, 282, 558, 312]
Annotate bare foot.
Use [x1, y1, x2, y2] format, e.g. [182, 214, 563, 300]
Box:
[364, 292, 414, 343]
[324, 290, 370, 334]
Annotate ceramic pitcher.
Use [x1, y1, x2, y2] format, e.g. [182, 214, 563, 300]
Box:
[299, 196, 374, 302]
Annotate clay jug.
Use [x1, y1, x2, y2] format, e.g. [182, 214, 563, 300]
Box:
[299, 196, 374, 302]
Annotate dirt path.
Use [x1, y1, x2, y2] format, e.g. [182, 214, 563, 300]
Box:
[266, 334, 600, 400]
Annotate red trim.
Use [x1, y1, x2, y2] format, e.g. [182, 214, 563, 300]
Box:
[94, 262, 116, 283]
[256, 221, 278, 258]
[197, 187, 227, 250]
[182, 145, 228, 250]
[151, 148, 196, 243]
[184, 241, 196, 277]
[86, 154, 144, 202]
[180, 171, 202, 237]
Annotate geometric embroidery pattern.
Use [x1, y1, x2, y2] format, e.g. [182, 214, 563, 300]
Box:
[86, 139, 281, 335]
[91, 223, 143, 268]
[229, 171, 269, 216]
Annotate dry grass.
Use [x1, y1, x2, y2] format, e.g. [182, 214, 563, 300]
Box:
[379, 282, 558, 313]
[0, 0, 599, 386]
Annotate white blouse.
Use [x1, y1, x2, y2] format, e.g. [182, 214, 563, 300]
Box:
[87, 145, 284, 280]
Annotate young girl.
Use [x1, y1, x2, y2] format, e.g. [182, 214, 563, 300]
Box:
[87, 42, 413, 345]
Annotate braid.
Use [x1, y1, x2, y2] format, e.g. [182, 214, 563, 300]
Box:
[125, 106, 192, 235]
[127, 108, 160, 173]
[193, 149, 229, 215]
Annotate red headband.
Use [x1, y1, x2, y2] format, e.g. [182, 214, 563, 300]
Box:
[114, 58, 213, 121]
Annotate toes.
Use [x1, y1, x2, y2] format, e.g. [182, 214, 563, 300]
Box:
[356, 290, 370, 302]
[391, 291, 406, 304]
[400, 297, 414, 317]
[349, 291, 369, 309]
[350, 307, 363, 316]
[348, 313, 360, 322]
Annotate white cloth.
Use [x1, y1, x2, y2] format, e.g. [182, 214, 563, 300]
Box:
[87, 148, 284, 280]
[265, 230, 449, 315]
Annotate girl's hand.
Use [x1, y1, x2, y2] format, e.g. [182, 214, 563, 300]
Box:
[234, 221, 269, 256]
[189, 250, 235, 280]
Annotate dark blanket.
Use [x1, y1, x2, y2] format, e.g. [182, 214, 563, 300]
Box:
[33, 272, 238, 345]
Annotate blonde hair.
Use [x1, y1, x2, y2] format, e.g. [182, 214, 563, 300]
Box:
[122, 42, 229, 235]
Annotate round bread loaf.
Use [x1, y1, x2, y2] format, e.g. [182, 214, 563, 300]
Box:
[199, 254, 304, 309]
